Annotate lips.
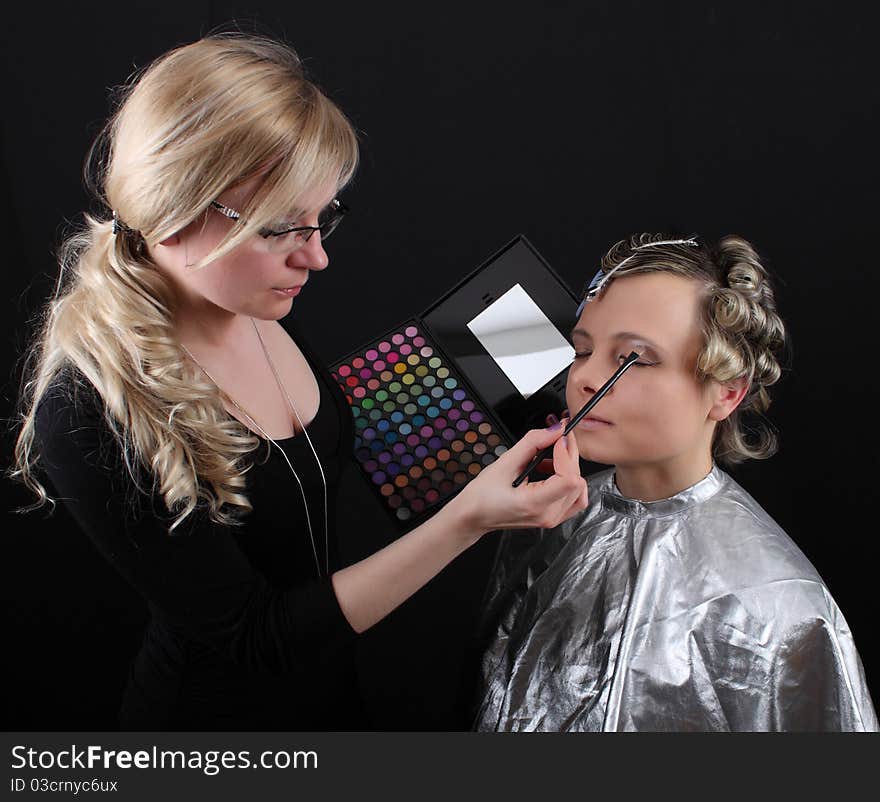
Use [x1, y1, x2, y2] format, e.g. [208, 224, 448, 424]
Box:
[272, 284, 304, 298]
[575, 413, 613, 431]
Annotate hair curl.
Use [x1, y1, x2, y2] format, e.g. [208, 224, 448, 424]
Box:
[9, 33, 359, 532]
[587, 233, 789, 464]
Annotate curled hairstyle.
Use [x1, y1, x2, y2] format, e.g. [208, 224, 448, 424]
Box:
[10, 33, 359, 531]
[586, 234, 788, 465]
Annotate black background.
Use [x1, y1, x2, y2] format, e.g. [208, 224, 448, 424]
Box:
[2, 2, 878, 730]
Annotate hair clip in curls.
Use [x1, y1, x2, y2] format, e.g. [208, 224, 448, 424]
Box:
[111, 211, 138, 237]
[575, 237, 700, 319]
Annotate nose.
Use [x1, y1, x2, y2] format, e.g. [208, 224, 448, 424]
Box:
[567, 353, 617, 401]
[287, 233, 329, 271]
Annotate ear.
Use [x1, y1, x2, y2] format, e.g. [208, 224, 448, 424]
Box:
[707, 376, 749, 422]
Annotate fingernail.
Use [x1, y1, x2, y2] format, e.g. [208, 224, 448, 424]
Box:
[545, 413, 559, 427]
[546, 420, 562, 431]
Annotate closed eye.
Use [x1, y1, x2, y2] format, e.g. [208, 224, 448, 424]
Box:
[572, 350, 657, 367]
[258, 224, 307, 238]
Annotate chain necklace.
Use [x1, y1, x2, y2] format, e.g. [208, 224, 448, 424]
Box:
[180, 318, 329, 578]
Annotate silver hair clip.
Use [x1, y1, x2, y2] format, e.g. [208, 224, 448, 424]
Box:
[576, 237, 700, 318]
[111, 211, 125, 235]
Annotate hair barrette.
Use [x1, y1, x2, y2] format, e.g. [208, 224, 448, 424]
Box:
[111, 210, 139, 237]
[575, 236, 700, 318]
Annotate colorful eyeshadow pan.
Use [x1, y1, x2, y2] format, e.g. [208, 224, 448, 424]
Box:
[331, 321, 509, 524]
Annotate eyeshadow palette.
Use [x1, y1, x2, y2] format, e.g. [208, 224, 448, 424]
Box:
[330, 235, 580, 529]
[330, 321, 510, 525]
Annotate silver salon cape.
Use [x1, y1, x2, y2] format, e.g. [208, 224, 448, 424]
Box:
[475, 465, 877, 731]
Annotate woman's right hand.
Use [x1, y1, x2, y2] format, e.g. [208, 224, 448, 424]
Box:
[445, 422, 589, 540]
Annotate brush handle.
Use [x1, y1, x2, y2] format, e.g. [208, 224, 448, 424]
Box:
[511, 351, 641, 488]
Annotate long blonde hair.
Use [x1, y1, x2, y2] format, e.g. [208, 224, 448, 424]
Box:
[587, 234, 789, 465]
[9, 33, 359, 532]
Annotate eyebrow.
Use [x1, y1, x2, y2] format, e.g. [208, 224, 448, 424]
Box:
[570, 328, 666, 355]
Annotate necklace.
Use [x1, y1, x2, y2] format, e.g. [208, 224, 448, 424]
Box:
[180, 319, 329, 578]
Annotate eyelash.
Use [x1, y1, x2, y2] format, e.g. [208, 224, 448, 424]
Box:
[259, 224, 300, 238]
[573, 351, 656, 367]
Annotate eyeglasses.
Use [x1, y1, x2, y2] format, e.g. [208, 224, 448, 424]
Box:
[209, 197, 348, 253]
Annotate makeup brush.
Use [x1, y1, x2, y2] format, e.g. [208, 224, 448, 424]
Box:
[512, 350, 643, 488]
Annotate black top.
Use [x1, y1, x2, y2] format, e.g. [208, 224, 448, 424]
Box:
[33, 317, 367, 730]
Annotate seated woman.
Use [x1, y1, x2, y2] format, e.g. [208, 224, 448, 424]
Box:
[474, 234, 877, 732]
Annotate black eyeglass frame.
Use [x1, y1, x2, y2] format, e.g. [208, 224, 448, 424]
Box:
[208, 197, 349, 241]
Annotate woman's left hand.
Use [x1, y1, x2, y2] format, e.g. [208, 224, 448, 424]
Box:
[445, 420, 589, 539]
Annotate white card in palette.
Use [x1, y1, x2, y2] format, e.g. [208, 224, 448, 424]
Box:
[466, 283, 575, 400]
